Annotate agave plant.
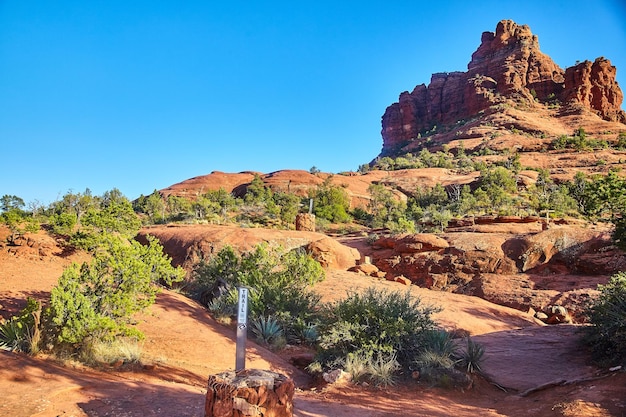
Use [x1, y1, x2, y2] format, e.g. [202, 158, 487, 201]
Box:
[287, 319, 319, 346]
[250, 315, 285, 350]
[0, 320, 27, 352]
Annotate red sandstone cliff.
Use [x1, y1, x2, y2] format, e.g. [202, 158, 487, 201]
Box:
[380, 20, 626, 155]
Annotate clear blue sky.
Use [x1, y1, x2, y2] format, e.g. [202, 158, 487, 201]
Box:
[1, 1, 625, 205]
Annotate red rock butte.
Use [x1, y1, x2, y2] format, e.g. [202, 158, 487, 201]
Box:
[380, 20, 626, 155]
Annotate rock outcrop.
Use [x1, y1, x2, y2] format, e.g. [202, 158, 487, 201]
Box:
[137, 224, 360, 271]
[342, 224, 626, 321]
[380, 20, 626, 154]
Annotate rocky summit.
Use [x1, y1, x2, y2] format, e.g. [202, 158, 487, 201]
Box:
[380, 20, 626, 156]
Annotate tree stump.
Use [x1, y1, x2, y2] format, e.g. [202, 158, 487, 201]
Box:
[205, 369, 294, 417]
[295, 213, 315, 232]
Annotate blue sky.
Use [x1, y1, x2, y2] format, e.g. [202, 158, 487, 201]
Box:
[1, 1, 625, 205]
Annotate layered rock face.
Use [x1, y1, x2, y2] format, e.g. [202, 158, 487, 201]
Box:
[381, 20, 626, 153]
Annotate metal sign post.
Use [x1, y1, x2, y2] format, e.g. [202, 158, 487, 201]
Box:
[235, 287, 248, 372]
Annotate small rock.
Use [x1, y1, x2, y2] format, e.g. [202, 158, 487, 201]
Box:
[395, 276, 412, 285]
[323, 369, 351, 384]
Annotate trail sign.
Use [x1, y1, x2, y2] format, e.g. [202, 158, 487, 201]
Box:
[235, 287, 248, 372]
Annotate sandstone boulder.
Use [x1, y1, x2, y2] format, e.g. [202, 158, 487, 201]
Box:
[394, 234, 449, 253]
[138, 225, 360, 271]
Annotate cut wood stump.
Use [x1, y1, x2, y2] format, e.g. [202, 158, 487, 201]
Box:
[205, 369, 294, 417]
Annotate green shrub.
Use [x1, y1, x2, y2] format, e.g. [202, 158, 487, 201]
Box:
[313, 287, 439, 375]
[616, 132, 626, 150]
[421, 329, 458, 358]
[613, 216, 626, 251]
[584, 272, 626, 366]
[44, 233, 184, 357]
[310, 177, 352, 223]
[287, 318, 318, 346]
[0, 320, 26, 351]
[194, 243, 325, 341]
[0, 208, 39, 245]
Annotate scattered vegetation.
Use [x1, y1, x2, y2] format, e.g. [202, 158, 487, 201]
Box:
[551, 128, 609, 151]
[193, 243, 325, 344]
[1, 123, 625, 379]
[307, 287, 486, 387]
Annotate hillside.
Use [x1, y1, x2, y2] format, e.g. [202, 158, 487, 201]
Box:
[2, 226, 626, 416]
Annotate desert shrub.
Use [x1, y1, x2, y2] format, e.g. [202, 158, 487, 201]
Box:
[367, 183, 411, 230]
[310, 177, 352, 223]
[44, 233, 184, 357]
[616, 132, 626, 150]
[79, 190, 141, 238]
[194, 243, 325, 341]
[49, 212, 77, 235]
[413, 329, 459, 385]
[0, 208, 40, 245]
[414, 338, 481, 388]
[584, 272, 626, 366]
[312, 287, 439, 376]
[366, 233, 380, 245]
[414, 349, 457, 373]
[551, 128, 609, 151]
[420, 329, 458, 358]
[412, 330, 486, 387]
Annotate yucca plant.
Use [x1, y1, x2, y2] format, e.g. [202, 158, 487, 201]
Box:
[457, 337, 485, 374]
[344, 351, 370, 382]
[367, 352, 400, 387]
[0, 298, 41, 353]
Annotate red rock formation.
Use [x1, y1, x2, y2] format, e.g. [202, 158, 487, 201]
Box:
[381, 20, 626, 154]
[562, 57, 626, 123]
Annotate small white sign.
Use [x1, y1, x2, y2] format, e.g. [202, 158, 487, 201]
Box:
[237, 287, 248, 324]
